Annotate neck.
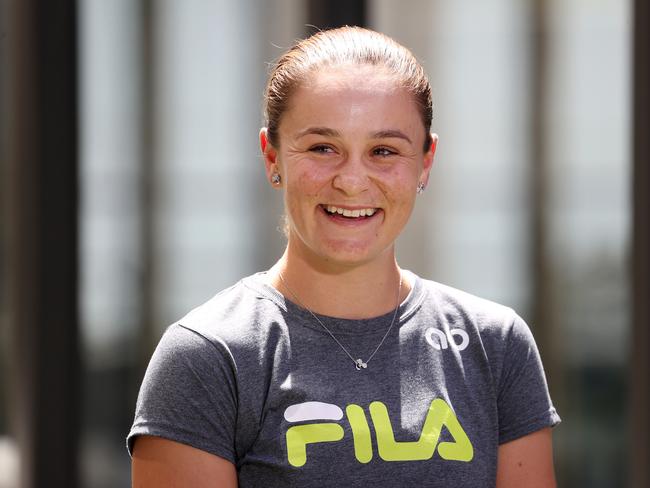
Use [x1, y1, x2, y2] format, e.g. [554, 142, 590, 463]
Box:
[268, 244, 409, 319]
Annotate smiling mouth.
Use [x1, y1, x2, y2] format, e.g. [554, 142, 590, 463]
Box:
[322, 205, 379, 219]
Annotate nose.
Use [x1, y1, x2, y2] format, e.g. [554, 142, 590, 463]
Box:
[332, 154, 369, 196]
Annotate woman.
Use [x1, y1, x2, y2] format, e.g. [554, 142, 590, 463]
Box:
[129, 27, 560, 487]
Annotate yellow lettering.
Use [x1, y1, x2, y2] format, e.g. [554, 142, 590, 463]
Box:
[285, 398, 473, 467]
[286, 423, 344, 467]
[346, 404, 373, 463]
[370, 399, 473, 462]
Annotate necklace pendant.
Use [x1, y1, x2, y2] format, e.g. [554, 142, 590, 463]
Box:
[277, 272, 402, 375]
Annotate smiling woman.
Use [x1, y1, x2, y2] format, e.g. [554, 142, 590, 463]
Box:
[260, 62, 434, 277]
[128, 27, 560, 488]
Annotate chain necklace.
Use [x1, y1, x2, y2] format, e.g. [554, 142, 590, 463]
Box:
[277, 272, 402, 371]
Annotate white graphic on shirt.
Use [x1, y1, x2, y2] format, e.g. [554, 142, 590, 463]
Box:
[425, 328, 469, 351]
[284, 401, 344, 422]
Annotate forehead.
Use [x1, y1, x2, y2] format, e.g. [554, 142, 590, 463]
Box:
[280, 64, 422, 133]
[304, 63, 401, 93]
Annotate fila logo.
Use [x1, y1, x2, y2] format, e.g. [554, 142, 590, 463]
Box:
[283, 399, 474, 467]
[425, 328, 470, 351]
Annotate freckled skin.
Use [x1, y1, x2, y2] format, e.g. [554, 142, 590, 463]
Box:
[266, 64, 436, 270]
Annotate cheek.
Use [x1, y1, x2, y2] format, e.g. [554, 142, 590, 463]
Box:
[295, 173, 319, 193]
[291, 165, 331, 196]
[378, 168, 418, 202]
[284, 172, 324, 218]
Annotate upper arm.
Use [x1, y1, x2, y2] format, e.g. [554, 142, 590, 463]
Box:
[132, 435, 238, 488]
[496, 428, 557, 488]
[127, 325, 240, 467]
[496, 315, 561, 444]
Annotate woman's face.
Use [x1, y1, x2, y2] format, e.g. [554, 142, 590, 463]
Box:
[261, 64, 437, 269]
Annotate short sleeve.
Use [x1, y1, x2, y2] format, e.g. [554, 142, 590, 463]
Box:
[497, 314, 561, 444]
[127, 323, 239, 463]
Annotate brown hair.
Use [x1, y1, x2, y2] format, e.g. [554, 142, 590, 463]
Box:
[263, 26, 433, 152]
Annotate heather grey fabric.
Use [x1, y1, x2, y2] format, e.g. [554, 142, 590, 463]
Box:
[128, 270, 560, 487]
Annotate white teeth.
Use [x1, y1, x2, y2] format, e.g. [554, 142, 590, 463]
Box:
[325, 205, 377, 217]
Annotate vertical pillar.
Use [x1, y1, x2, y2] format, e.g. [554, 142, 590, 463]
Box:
[307, 0, 367, 30]
[529, 0, 559, 386]
[3, 1, 79, 487]
[632, 1, 650, 486]
[152, 0, 266, 325]
[138, 0, 157, 373]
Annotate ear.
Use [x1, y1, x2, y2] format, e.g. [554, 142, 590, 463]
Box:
[419, 133, 438, 187]
[260, 128, 281, 185]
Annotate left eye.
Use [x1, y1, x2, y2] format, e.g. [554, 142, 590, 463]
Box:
[373, 147, 396, 156]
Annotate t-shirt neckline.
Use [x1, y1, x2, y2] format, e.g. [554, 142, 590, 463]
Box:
[242, 269, 427, 336]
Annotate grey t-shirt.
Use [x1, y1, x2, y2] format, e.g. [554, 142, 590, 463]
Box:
[128, 271, 560, 487]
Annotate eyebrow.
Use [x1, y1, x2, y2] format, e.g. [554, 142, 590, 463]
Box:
[295, 127, 341, 139]
[295, 127, 413, 145]
[371, 130, 412, 145]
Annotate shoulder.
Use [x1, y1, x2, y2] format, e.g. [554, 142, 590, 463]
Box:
[180, 272, 284, 327]
[169, 272, 290, 360]
[414, 274, 521, 338]
[406, 273, 540, 372]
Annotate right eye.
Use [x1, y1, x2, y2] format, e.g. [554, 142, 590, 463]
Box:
[309, 145, 335, 154]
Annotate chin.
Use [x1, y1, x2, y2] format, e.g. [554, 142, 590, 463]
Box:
[316, 240, 389, 267]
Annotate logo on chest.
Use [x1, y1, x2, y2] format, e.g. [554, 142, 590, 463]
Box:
[283, 399, 474, 467]
[425, 328, 470, 351]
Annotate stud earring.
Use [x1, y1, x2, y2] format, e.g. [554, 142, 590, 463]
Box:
[416, 182, 426, 194]
[271, 173, 281, 185]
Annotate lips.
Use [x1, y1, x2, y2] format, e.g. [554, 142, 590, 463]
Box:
[322, 204, 379, 219]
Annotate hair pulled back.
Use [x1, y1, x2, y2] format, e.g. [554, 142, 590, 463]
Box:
[263, 26, 433, 151]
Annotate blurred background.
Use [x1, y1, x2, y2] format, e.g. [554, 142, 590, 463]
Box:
[1, 0, 648, 487]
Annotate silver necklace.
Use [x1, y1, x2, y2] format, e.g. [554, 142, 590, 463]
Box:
[277, 272, 402, 371]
